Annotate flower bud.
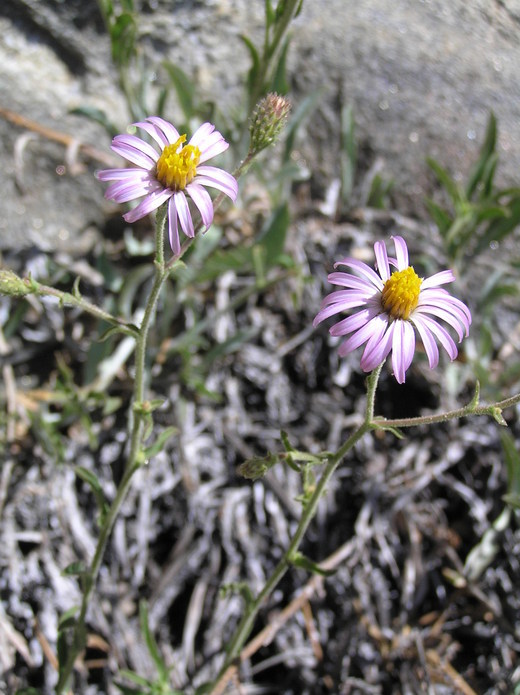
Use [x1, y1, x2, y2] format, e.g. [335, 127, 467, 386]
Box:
[249, 93, 291, 154]
[238, 452, 278, 480]
[0, 269, 36, 297]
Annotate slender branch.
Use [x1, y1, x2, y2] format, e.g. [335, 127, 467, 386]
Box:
[34, 283, 136, 334]
[373, 390, 520, 429]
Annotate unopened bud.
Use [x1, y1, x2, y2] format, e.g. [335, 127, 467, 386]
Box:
[0, 269, 36, 297]
[249, 93, 291, 155]
[238, 452, 278, 480]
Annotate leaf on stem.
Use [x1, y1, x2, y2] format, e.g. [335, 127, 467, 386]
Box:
[289, 551, 336, 577]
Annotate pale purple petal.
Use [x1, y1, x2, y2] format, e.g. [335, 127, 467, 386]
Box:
[414, 304, 465, 341]
[374, 241, 390, 281]
[112, 134, 159, 167]
[321, 288, 377, 306]
[313, 296, 370, 325]
[412, 315, 440, 369]
[168, 197, 181, 255]
[419, 290, 472, 333]
[414, 314, 458, 360]
[327, 272, 377, 292]
[195, 166, 238, 200]
[105, 177, 161, 203]
[145, 116, 180, 144]
[329, 306, 381, 337]
[173, 191, 195, 238]
[360, 320, 394, 371]
[133, 120, 169, 147]
[188, 122, 216, 146]
[189, 123, 229, 161]
[96, 167, 150, 182]
[333, 258, 385, 290]
[392, 235, 409, 270]
[123, 189, 173, 223]
[338, 314, 386, 356]
[421, 270, 455, 289]
[391, 320, 415, 384]
[185, 183, 214, 228]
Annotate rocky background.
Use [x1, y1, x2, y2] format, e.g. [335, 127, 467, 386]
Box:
[1, 0, 520, 251]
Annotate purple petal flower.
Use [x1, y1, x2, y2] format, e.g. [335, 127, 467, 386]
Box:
[314, 236, 472, 384]
[96, 117, 238, 255]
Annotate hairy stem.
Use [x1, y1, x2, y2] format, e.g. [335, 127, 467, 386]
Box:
[56, 205, 168, 694]
[212, 363, 383, 690]
[373, 391, 520, 429]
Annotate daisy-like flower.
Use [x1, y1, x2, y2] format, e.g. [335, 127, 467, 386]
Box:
[313, 236, 471, 384]
[96, 117, 238, 255]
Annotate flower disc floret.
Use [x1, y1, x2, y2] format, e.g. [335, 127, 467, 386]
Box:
[313, 235, 472, 384]
[156, 135, 200, 191]
[381, 266, 422, 320]
[96, 117, 238, 255]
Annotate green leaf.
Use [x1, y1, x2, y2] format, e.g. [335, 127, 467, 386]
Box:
[75, 465, 104, 498]
[365, 173, 393, 209]
[466, 112, 497, 199]
[97, 324, 137, 342]
[163, 61, 195, 121]
[502, 493, 520, 510]
[240, 34, 261, 98]
[340, 104, 356, 208]
[373, 423, 405, 439]
[424, 198, 453, 236]
[501, 430, 520, 499]
[62, 562, 87, 578]
[69, 106, 119, 138]
[270, 36, 291, 95]
[193, 684, 214, 695]
[110, 12, 137, 67]
[289, 551, 336, 576]
[58, 606, 79, 631]
[219, 581, 255, 606]
[479, 152, 499, 199]
[196, 246, 254, 284]
[427, 157, 463, 207]
[257, 202, 290, 266]
[265, 0, 275, 25]
[475, 196, 520, 254]
[139, 601, 170, 681]
[142, 426, 178, 460]
[283, 90, 321, 163]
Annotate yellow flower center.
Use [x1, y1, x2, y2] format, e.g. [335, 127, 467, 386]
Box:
[155, 135, 201, 191]
[381, 266, 422, 320]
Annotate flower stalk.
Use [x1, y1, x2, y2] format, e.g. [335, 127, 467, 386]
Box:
[56, 206, 169, 694]
[213, 363, 383, 689]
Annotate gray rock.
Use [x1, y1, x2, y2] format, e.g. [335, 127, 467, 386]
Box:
[1, 0, 519, 252]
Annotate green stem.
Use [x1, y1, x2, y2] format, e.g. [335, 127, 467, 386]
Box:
[164, 153, 255, 272]
[373, 391, 520, 429]
[34, 283, 135, 335]
[56, 206, 168, 694]
[249, 0, 302, 114]
[214, 363, 383, 685]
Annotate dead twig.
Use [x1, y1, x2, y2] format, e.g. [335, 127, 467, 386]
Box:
[0, 106, 118, 167]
